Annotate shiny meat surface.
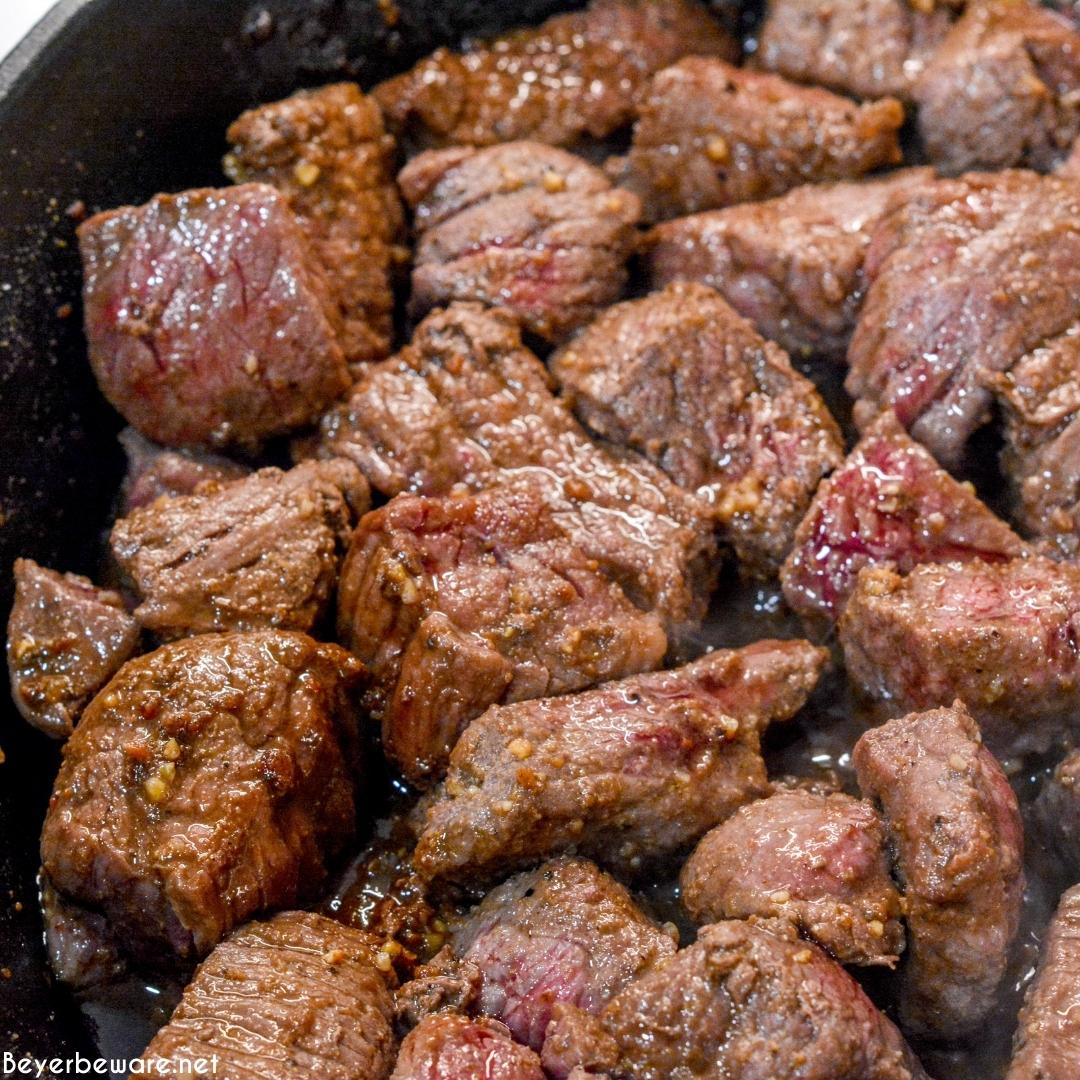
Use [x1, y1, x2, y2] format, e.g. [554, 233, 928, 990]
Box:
[1034, 749, 1080, 882]
[391, 1014, 545, 1080]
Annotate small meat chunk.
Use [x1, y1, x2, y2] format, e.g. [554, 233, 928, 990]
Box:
[371, 0, 737, 151]
[914, 0, 1080, 174]
[7, 559, 139, 739]
[552, 920, 927, 1079]
[78, 183, 350, 450]
[139, 912, 396, 1079]
[643, 168, 935, 361]
[846, 170, 1080, 466]
[853, 703, 1025, 1039]
[412, 640, 827, 881]
[111, 458, 368, 640]
[314, 303, 716, 643]
[840, 557, 1080, 757]
[337, 475, 671, 787]
[41, 631, 363, 971]
[392, 1014, 544, 1080]
[449, 858, 675, 1050]
[680, 788, 904, 966]
[1033, 749, 1080, 881]
[757, 0, 958, 100]
[1007, 883, 1080, 1080]
[552, 282, 843, 576]
[609, 58, 905, 224]
[225, 82, 405, 370]
[399, 143, 640, 342]
[780, 411, 1026, 622]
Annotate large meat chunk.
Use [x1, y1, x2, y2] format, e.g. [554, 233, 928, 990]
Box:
[609, 58, 904, 224]
[40, 631, 363, 971]
[411, 640, 827, 882]
[846, 170, 1080, 467]
[1007, 883, 1080, 1080]
[552, 282, 843, 576]
[1034, 749, 1080, 881]
[680, 788, 904, 967]
[6, 559, 139, 740]
[337, 476, 671, 787]
[111, 459, 368, 640]
[840, 557, 1080, 757]
[914, 0, 1080, 173]
[371, 0, 737, 151]
[314, 303, 715, 642]
[643, 168, 935, 361]
[780, 411, 1026, 622]
[757, 0, 957, 100]
[78, 183, 350, 450]
[853, 703, 1025, 1039]
[225, 83, 405, 370]
[392, 1014, 544, 1080]
[399, 143, 640, 342]
[138, 912, 396, 1079]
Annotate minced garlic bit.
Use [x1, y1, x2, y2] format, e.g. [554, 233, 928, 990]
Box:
[322, 947, 347, 966]
[794, 948, 813, 964]
[868, 919, 885, 939]
[508, 738, 533, 761]
[705, 135, 730, 164]
[293, 160, 321, 187]
[144, 776, 168, 803]
[542, 169, 567, 193]
[162, 738, 181, 761]
[769, 890, 791, 905]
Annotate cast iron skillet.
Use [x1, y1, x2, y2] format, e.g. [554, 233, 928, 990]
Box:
[0, 0, 612, 1054]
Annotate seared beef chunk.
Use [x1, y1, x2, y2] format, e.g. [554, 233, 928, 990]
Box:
[1035, 749, 1080, 881]
[757, 0, 957, 101]
[780, 411, 1026, 622]
[552, 282, 843, 576]
[7, 559, 139, 740]
[914, 0, 1080, 173]
[337, 475, 671, 786]
[994, 326, 1080, 556]
[78, 183, 350, 450]
[448, 858, 675, 1051]
[1007, 883, 1080, 1080]
[847, 170, 1080, 466]
[679, 788, 904, 967]
[399, 143, 641, 342]
[224, 83, 405, 371]
[549, 920, 927, 1079]
[372, 0, 737, 151]
[315, 303, 715, 642]
[111, 459, 368, 640]
[643, 168, 935, 361]
[411, 640, 827, 881]
[41, 880, 127, 990]
[392, 1014, 544, 1080]
[840, 557, 1080, 757]
[41, 631, 363, 971]
[609, 58, 905, 224]
[139, 912, 396, 1078]
[853, 703, 1024, 1039]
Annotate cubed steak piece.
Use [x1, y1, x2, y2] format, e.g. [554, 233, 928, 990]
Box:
[993, 326, 1080, 556]
[392, 1014, 544, 1080]
[314, 303, 716, 643]
[371, 0, 737, 151]
[40, 631, 363, 972]
[608, 58, 905, 224]
[853, 703, 1025, 1040]
[679, 788, 904, 967]
[780, 411, 1026, 622]
[1035, 749, 1080, 882]
[411, 640, 827, 881]
[1007, 884, 1080, 1080]
[551, 282, 843, 576]
[548, 920, 928, 1079]
[7, 559, 139, 740]
[78, 183, 350, 449]
[111, 459, 368, 640]
[443, 858, 675, 1052]
[840, 557, 1080, 757]
[225, 83, 405, 370]
[756, 0, 958, 101]
[399, 143, 640, 342]
[846, 170, 1080, 466]
[138, 912, 396, 1079]
[337, 475, 671, 787]
[914, 0, 1080, 173]
[643, 168, 935, 361]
